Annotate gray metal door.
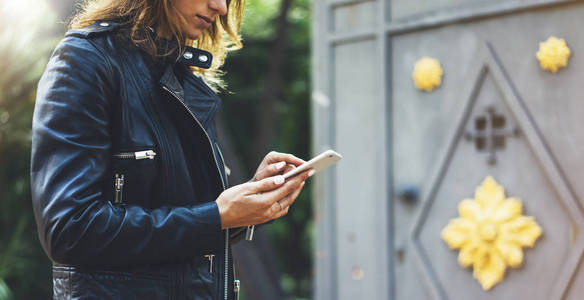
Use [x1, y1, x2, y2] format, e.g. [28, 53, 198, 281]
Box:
[312, 0, 584, 299]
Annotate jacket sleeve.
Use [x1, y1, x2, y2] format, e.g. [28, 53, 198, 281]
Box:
[31, 36, 224, 267]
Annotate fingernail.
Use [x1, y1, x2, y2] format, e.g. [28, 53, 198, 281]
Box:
[274, 175, 285, 184]
[308, 170, 316, 177]
[276, 161, 286, 169]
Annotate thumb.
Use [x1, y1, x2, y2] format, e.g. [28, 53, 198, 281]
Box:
[248, 175, 285, 194]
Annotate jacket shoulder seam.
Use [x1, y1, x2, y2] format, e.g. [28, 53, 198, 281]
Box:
[65, 21, 120, 39]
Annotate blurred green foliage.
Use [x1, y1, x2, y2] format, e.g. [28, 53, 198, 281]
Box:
[0, 0, 60, 299]
[223, 0, 312, 298]
[0, 0, 312, 298]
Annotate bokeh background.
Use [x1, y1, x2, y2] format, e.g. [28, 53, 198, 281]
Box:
[0, 0, 313, 299]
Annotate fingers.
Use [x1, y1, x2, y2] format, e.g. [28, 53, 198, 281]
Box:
[264, 151, 305, 167]
[272, 181, 306, 219]
[268, 200, 284, 216]
[282, 164, 296, 173]
[253, 152, 305, 182]
[254, 161, 288, 181]
[273, 203, 289, 219]
[279, 181, 305, 211]
[246, 175, 286, 194]
[256, 169, 311, 204]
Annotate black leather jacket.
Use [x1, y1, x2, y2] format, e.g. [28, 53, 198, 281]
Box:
[31, 21, 242, 299]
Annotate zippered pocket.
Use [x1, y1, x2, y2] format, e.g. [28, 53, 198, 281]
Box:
[113, 150, 157, 160]
[110, 148, 158, 207]
[113, 173, 125, 206]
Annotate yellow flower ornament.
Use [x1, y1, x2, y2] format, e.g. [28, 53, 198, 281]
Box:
[441, 176, 542, 291]
[412, 56, 443, 92]
[536, 36, 571, 73]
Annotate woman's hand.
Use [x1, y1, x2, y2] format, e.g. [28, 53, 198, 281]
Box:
[216, 169, 312, 229]
[251, 151, 306, 182]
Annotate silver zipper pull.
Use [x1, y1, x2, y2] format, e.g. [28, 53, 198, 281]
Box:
[135, 150, 156, 160]
[234, 280, 240, 300]
[245, 226, 255, 241]
[114, 173, 124, 204]
[204, 254, 214, 273]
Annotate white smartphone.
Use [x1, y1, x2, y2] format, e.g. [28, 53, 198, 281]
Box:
[246, 150, 342, 242]
[283, 149, 342, 180]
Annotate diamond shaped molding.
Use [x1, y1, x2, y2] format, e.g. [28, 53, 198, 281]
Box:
[409, 43, 584, 300]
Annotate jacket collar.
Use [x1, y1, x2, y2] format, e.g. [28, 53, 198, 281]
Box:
[149, 27, 213, 69]
[160, 64, 185, 102]
[178, 47, 213, 69]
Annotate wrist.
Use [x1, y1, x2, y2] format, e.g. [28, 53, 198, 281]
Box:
[216, 198, 231, 229]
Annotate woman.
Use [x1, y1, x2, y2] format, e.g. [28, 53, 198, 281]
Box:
[30, 0, 312, 298]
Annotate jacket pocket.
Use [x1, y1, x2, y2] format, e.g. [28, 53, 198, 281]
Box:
[110, 148, 159, 208]
[187, 255, 216, 300]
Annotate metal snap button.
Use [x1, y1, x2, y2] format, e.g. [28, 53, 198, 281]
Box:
[183, 51, 193, 60]
[198, 54, 209, 63]
[99, 22, 110, 27]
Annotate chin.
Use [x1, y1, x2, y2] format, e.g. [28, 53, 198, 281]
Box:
[186, 29, 203, 40]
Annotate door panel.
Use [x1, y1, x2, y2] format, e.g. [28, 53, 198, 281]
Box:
[391, 3, 584, 299]
[392, 18, 481, 300]
[312, 0, 584, 299]
[333, 1, 378, 33]
[334, 40, 390, 300]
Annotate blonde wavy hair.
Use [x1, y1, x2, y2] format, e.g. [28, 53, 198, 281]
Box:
[70, 0, 245, 91]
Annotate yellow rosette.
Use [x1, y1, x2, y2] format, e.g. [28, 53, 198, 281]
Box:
[412, 56, 443, 92]
[536, 36, 571, 73]
[441, 176, 542, 291]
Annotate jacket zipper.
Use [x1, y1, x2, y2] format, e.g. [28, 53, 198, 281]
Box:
[113, 150, 157, 160]
[111, 150, 156, 206]
[233, 256, 240, 300]
[234, 279, 240, 300]
[162, 85, 230, 300]
[215, 142, 231, 300]
[215, 142, 229, 187]
[113, 173, 124, 205]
